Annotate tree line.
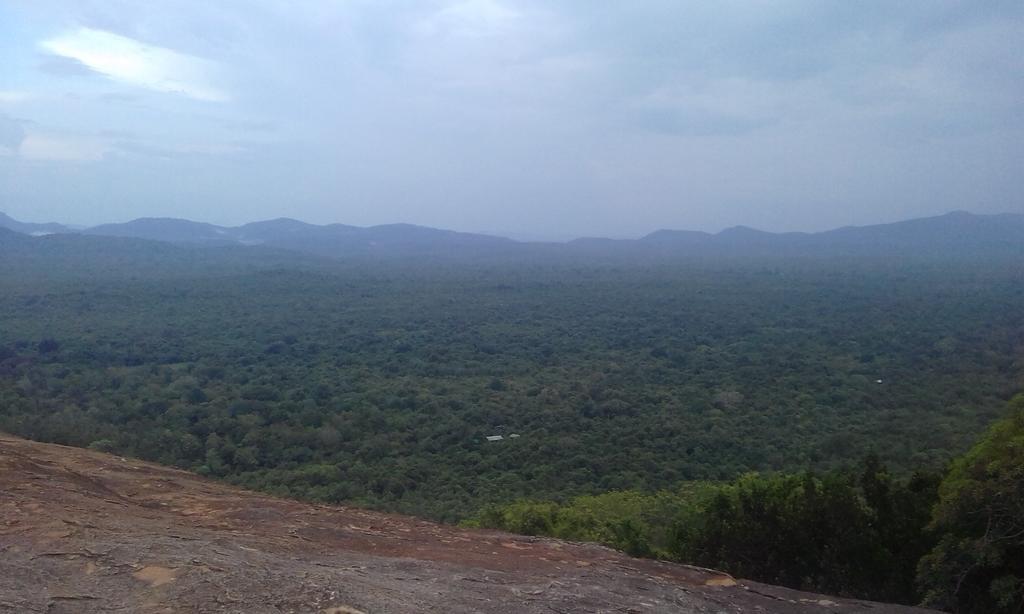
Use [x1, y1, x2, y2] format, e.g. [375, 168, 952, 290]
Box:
[470, 395, 1024, 611]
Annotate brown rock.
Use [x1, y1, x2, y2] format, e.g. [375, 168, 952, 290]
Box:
[0, 433, 935, 613]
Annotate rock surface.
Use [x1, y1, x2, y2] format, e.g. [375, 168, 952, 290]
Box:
[0, 433, 933, 613]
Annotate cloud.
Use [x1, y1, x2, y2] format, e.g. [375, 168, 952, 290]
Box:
[19, 133, 110, 161]
[112, 139, 246, 159]
[222, 119, 276, 133]
[98, 92, 141, 104]
[632, 108, 767, 137]
[2, 1, 1021, 232]
[0, 116, 28, 153]
[414, 0, 520, 38]
[40, 27, 228, 102]
[629, 79, 794, 136]
[36, 53, 100, 77]
[0, 91, 34, 104]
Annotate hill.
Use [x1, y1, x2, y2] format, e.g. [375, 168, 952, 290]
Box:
[80, 215, 519, 260]
[0, 228, 331, 285]
[0, 212, 70, 236]
[0, 432, 932, 613]
[635, 211, 1024, 259]
[84, 217, 237, 245]
[3, 210, 1021, 263]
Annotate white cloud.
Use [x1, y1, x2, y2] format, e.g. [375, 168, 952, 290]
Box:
[41, 27, 228, 102]
[19, 133, 110, 161]
[113, 139, 247, 159]
[415, 0, 519, 38]
[0, 91, 34, 104]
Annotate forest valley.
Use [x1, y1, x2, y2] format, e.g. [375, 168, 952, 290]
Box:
[0, 257, 1021, 611]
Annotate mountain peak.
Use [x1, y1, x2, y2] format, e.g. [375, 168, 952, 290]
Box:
[718, 225, 770, 237]
[0, 212, 70, 236]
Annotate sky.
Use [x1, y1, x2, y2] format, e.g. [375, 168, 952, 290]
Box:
[0, 1, 1021, 239]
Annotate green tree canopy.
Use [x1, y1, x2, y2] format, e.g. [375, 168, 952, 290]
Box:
[918, 394, 1024, 613]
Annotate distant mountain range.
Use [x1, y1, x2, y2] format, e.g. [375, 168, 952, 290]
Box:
[1, 210, 1022, 264]
[0, 212, 70, 236]
[625, 211, 1024, 257]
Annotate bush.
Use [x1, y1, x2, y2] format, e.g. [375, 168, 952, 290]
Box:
[88, 439, 117, 453]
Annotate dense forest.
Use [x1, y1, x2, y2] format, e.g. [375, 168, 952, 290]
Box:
[472, 395, 1024, 611]
[1, 229, 1023, 610]
[469, 457, 941, 604]
[0, 258, 1020, 524]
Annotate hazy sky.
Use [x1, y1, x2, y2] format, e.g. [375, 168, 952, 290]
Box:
[1, 1, 1021, 239]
